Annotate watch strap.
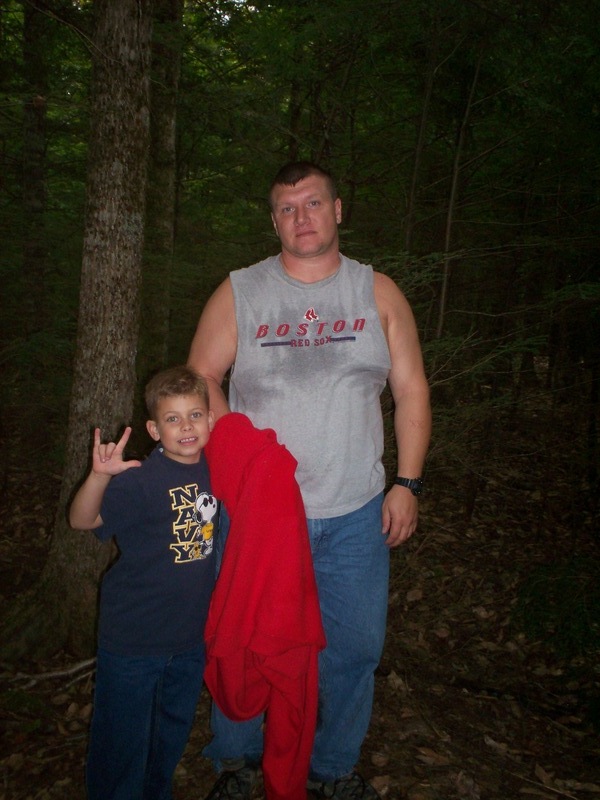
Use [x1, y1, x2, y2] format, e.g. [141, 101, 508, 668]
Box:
[394, 476, 424, 496]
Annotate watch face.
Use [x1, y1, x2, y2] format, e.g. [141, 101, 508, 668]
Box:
[411, 479, 423, 496]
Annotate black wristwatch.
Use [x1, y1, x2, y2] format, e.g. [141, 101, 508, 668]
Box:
[394, 476, 424, 496]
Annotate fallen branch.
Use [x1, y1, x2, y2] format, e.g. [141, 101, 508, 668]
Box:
[507, 769, 580, 800]
[12, 658, 96, 688]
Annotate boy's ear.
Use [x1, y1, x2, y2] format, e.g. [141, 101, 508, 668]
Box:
[208, 410, 215, 432]
[146, 419, 161, 442]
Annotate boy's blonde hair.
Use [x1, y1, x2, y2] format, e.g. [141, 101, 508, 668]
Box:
[145, 366, 209, 419]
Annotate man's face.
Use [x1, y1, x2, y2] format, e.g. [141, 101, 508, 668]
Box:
[270, 174, 342, 261]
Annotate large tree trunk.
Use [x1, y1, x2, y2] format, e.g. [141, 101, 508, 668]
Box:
[0, 0, 153, 662]
[137, 0, 183, 383]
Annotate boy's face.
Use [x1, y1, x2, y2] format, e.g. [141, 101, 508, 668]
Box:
[146, 394, 214, 464]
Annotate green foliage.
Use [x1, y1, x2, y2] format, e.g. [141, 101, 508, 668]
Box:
[1, 0, 599, 480]
[513, 558, 600, 658]
[0, 1, 91, 467]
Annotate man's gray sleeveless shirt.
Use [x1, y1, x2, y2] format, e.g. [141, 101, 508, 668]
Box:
[229, 254, 391, 518]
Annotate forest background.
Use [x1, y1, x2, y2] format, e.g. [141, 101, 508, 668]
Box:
[0, 0, 599, 738]
[1, 1, 600, 797]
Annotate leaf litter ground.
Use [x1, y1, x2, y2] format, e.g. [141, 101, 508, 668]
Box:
[1, 433, 599, 800]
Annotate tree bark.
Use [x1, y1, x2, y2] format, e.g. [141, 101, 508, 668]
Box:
[0, 0, 153, 661]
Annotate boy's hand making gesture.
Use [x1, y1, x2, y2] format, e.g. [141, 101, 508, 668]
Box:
[92, 426, 142, 476]
[70, 427, 142, 530]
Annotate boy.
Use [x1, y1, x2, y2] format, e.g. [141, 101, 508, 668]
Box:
[70, 365, 217, 800]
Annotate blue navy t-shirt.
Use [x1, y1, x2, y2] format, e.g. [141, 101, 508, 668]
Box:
[96, 447, 217, 656]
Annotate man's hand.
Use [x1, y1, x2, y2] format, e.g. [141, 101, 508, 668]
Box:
[381, 485, 419, 547]
[92, 427, 141, 476]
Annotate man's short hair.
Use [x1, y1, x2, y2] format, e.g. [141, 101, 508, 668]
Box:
[269, 161, 337, 208]
[145, 365, 209, 419]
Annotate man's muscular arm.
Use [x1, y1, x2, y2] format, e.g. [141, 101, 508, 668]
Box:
[374, 272, 431, 547]
[188, 278, 238, 421]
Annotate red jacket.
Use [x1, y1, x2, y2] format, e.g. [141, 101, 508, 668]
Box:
[204, 413, 326, 800]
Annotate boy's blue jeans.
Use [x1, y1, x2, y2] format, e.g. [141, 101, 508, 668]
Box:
[87, 645, 205, 800]
[203, 492, 390, 782]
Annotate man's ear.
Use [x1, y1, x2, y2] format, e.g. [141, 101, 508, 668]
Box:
[146, 419, 160, 441]
[271, 212, 279, 236]
[335, 197, 342, 224]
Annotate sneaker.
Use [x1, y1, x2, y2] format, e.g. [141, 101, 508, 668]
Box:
[205, 764, 258, 800]
[308, 771, 381, 799]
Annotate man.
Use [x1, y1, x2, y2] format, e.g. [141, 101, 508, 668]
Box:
[188, 161, 431, 800]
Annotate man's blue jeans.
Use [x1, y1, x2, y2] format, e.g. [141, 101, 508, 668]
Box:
[203, 493, 390, 781]
[87, 645, 205, 800]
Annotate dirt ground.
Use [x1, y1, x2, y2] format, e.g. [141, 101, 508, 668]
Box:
[1, 437, 599, 800]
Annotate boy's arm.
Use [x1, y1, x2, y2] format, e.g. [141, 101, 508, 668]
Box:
[69, 427, 141, 530]
[69, 470, 112, 530]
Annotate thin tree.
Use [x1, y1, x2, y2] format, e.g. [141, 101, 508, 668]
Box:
[21, 0, 48, 329]
[0, 0, 153, 660]
[137, 0, 183, 382]
[435, 47, 483, 340]
[6, 0, 50, 462]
